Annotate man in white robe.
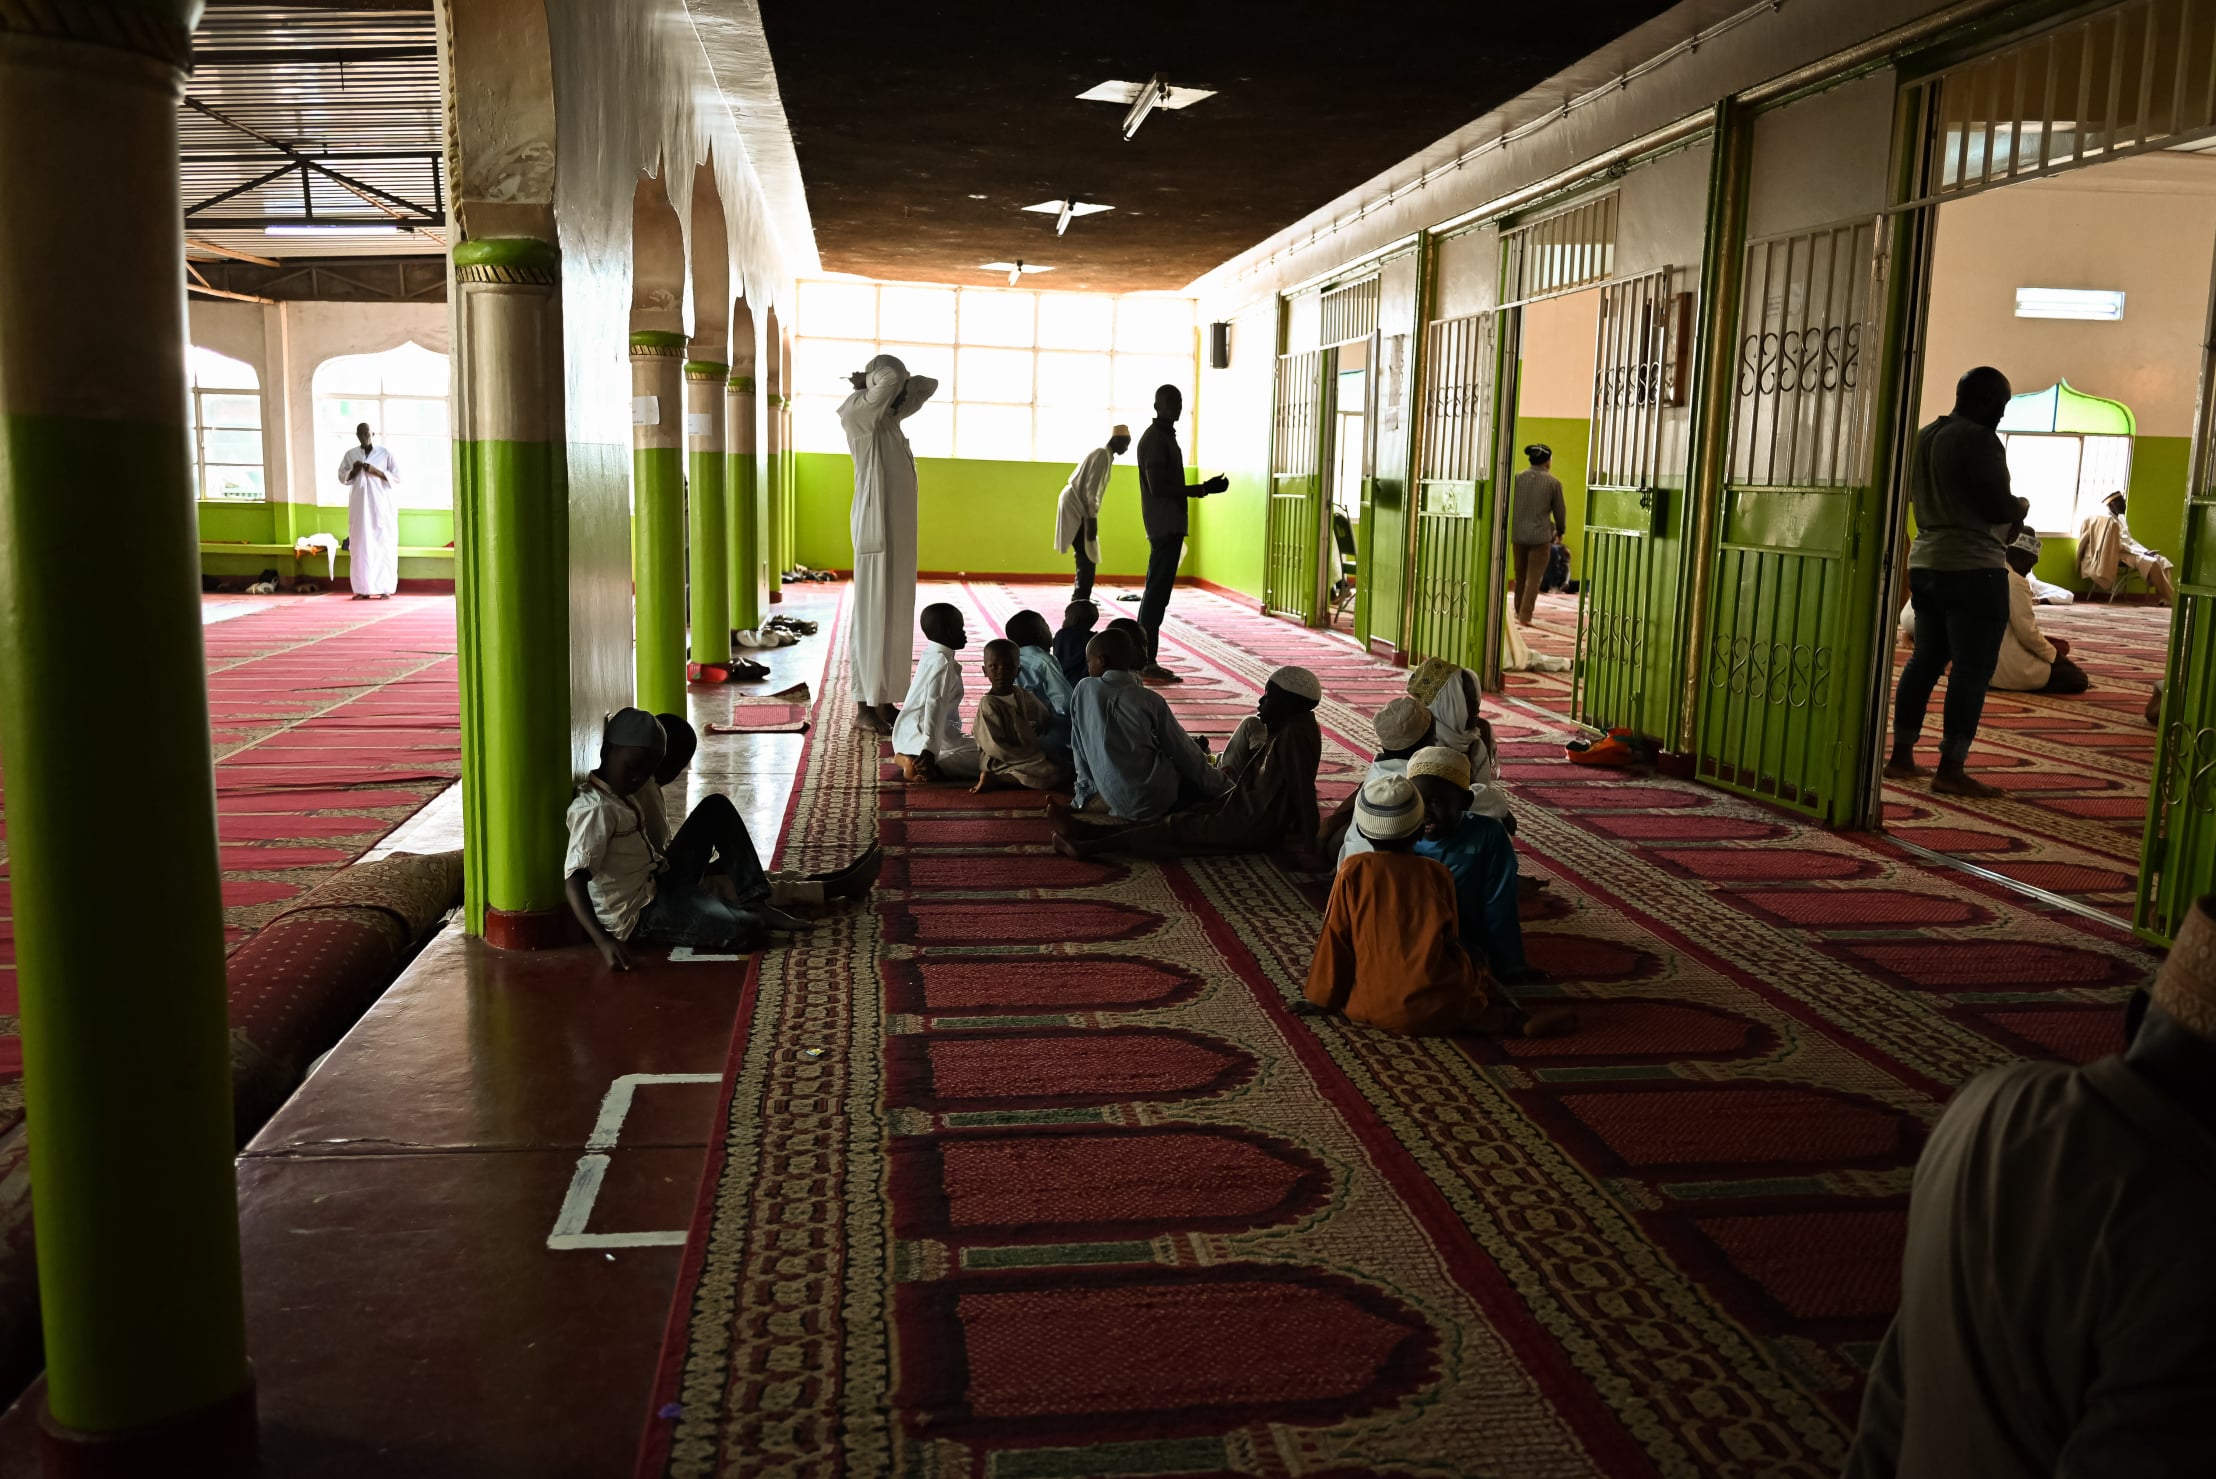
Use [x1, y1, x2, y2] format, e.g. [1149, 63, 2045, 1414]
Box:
[2077, 490, 2176, 605]
[839, 354, 939, 733]
[337, 422, 399, 599]
[1052, 424, 1130, 603]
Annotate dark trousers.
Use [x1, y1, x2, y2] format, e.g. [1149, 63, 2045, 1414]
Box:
[1893, 566, 2009, 766]
[633, 794, 772, 949]
[1137, 535, 1182, 664]
[1072, 518, 1098, 601]
[2043, 654, 2090, 695]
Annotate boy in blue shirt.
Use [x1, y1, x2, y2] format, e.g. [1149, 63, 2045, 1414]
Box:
[1004, 609, 1073, 762]
[1407, 745, 1536, 984]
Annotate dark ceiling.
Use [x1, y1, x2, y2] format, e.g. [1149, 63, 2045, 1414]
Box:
[761, 1, 1683, 293]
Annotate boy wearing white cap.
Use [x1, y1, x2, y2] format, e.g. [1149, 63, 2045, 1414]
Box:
[1306, 775, 1571, 1037]
[1057, 665, 1323, 861]
[1408, 746, 1533, 982]
[1321, 695, 1435, 865]
[1053, 424, 1131, 602]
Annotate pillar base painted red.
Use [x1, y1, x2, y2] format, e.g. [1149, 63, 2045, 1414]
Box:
[40, 1377, 255, 1479]
[484, 907, 573, 951]
[1656, 749, 1698, 780]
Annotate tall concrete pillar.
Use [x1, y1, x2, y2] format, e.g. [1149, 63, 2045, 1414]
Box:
[0, 3, 256, 1464]
[630, 330, 686, 711]
[762, 308, 784, 604]
[685, 358, 730, 667]
[726, 364, 761, 633]
[452, 239, 572, 947]
[779, 332, 796, 583]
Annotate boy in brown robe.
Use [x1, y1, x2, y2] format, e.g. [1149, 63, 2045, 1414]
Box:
[972, 638, 1069, 793]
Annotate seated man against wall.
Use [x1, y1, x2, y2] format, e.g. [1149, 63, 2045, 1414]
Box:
[1055, 627, 1223, 824]
[1845, 893, 2216, 1477]
[2078, 490, 2177, 605]
[564, 708, 879, 970]
[1055, 665, 1322, 861]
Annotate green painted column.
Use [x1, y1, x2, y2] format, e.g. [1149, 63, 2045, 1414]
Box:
[779, 333, 797, 580]
[685, 361, 730, 666]
[0, 2, 257, 1460]
[452, 239, 572, 947]
[631, 331, 687, 712]
[764, 388, 786, 602]
[726, 368, 762, 632]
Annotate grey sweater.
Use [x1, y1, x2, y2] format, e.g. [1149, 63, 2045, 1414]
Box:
[1907, 414, 2029, 571]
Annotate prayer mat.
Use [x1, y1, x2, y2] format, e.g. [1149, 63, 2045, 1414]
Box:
[710, 686, 815, 734]
[638, 581, 2154, 1477]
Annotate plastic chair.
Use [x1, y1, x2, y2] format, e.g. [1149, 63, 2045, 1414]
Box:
[1330, 510, 1359, 620]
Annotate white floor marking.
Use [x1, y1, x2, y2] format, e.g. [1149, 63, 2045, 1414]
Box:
[546, 1072, 722, 1252]
[666, 947, 742, 962]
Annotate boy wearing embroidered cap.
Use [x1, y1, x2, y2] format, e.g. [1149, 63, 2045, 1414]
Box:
[1320, 695, 1435, 863]
[1408, 745, 1534, 982]
[1305, 776, 1570, 1037]
[1057, 665, 1322, 862]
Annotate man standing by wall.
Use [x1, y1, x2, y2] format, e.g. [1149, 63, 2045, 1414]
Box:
[839, 353, 939, 734]
[1135, 385, 1226, 685]
[1887, 366, 2030, 798]
[338, 420, 399, 600]
[1054, 423, 1130, 602]
[1508, 443, 1565, 627]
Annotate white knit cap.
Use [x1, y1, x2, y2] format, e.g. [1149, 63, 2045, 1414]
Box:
[1354, 774, 1426, 842]
[1375, 697, 1431, 750]
[1270, 666, 1322, 702]
[1406, 745, 1473, 789]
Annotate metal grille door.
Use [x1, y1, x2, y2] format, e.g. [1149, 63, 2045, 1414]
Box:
[1411, 312, 1495, 667]
[1266, 349, 1330, 624]
[1575, 270, 1676, 730]
[1695, 220, 1882, 816]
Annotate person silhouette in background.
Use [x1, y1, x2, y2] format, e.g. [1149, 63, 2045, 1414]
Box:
[1134, 385, 1228, 685]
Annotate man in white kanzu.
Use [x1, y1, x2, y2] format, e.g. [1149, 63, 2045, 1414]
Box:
[337, 421, 399, 600]
[839, 353, 939, 733]
[1052, 423, 1130, 603]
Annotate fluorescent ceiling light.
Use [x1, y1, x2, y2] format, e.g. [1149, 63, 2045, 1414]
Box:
[264, 224, 404, 236]
[981, 261, 1054, 286]
[1024, 198, 1113, 236]
[2016, 287, 2125, 320]
[1077, 75, 1215, 140]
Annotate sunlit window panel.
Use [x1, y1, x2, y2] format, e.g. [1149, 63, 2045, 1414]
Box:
[2076, 434, 2134, 519]
[959, 288, 1036, 348]
[955, 403, 1034, 462]
[1115, 295, 1196, 354]
[903, 398, 953, 460]
[878, 285, 957, 343]
[792, 395, 848, 454]
[1035, 351, 1113, 407]
[1034, 405, 1120, 463]
[957, 346, 1034, 404]
[312, 343, 455, 509]
[874, 344, 952, 390]
[198, 393, 261, 430]
[1113, 354, 1193, 417]
[793, 337, 872, 392]
[378, 341, 450, 396]
[2001, 434, 2085, 535]
[797, 278, 878, 340]
[1037, 292, 1116, 351]
[188, 346, 259, 390]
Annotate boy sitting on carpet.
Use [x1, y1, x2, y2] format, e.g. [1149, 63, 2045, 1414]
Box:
[892, 603, 984, 782]
[1321, 695, 1434, 863]
[1053, 599, 1099, 688]
[1304, 775, 1571, 1037]
[1003, 609, 1074, 762]
[1407, 745, 1537, 984]
[1054, 664, 1321, 862]
[1057, 627, 1223, 824]
[1408, 657, 1511, 824]
[973, 638, 1070, 794]
[564, 707, 881, 970]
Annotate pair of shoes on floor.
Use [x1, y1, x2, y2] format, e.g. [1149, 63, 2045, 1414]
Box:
[766, 615, 818, 637]
[689, 657, 771, 684]
[734, 627, 796, 649]
[1139, 663, 1183, 685]
[808, 842, 883, 902]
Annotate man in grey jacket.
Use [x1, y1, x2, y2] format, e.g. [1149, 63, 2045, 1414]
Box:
[1886, 366, 2030, 798]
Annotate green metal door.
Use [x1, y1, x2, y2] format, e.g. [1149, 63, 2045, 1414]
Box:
[1409, 311, 1496, 668]
[1266, 348, 1330, 623]
[1358, 249, 1424, 655]
[1694, 220, 1887, 819]
[1574, 269, 1675, 731]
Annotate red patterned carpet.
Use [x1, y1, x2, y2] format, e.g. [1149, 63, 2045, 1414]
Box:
[0, 594, 458, 1134]
[639, 580, 2152, 1478]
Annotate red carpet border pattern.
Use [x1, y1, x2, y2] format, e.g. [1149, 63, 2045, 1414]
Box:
[643, 580, 2155, 1478]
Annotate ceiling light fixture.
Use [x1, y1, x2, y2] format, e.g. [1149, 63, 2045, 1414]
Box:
[2015, 287, 2126, 320]
[1076, 75, 1217, 141]
[1024, 198, 1113, 236]
[263, 224, 404, 236]
[981, 260, 1054, 286]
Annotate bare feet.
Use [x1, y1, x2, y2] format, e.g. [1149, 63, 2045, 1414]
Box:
[855, 703, 890, 735]
[1932, 769, 2005, 799]
[1515, 875, 1551, 899]
[971, 768, 1002, 795]
[1045, 798, 1076, 837]
[877, 702, 900, 728]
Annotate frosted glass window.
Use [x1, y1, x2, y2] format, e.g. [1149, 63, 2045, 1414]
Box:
[798, 279, 878, 340]
[1036, 351, 1113, 407]
[793, 337, 872, 392]
[313, 342, 454, 510]
[903, 398, 952, 459]
[878, 286, 956, 343]
[2002, 435, 2084, 535]
[959, 289, 1035, 348]
[1113, 354, 1192, 416]
[792, 395, 847, 454]
[957, 346, 1033, 404]
[188, 347, 266, 502]
[189, 346, 259, 390]
[1035, 406, 1120, 463]
[1038, 293, 1116, 351]
[956, 403, 1034, 461]
[1116, 296, 1195, 353]
[875, 344, 950, 389]
[2077, 435, 2133, 513]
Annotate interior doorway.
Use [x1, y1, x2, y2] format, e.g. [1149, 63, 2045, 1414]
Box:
[1877, 148, 2216, 923]
[1327, 339, 1368, 630]
[1494, 288, 1597, 715]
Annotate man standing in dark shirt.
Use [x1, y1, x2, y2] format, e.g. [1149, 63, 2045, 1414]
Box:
[1887, 365, 2031, 798]
[1135, 384, 1228, 684]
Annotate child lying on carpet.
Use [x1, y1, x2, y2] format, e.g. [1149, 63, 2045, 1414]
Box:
[1053, 599, 1098, 688]
[1055, 627, 1223, 824]
[892, 603, 984, 783]
[1053, 663, 1320, 863]
[1304, 774, 1572, 1038]
[1002, 609, 1073, 764]
[973, 638, 1071, 794]
[564, 708, 880, 970]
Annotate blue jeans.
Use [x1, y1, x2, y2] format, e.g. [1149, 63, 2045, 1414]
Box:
[633, 794, 773, 950]
[1136, 535, 1182, 663]
[1894, 566, 2009, 766]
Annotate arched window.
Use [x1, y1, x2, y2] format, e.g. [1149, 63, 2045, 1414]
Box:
[1998, 380, 2135, 536]
[314, 342, 453, 509]
[188, 347, 264, 502]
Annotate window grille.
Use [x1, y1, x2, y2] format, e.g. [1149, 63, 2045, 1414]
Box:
[1727, 221, 1879, 490]
[1501, 193, 1618, 306]
[1319, 276, 1380, 345]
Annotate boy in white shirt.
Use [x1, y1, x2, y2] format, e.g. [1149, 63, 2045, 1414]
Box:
[892, 603, 984, 782]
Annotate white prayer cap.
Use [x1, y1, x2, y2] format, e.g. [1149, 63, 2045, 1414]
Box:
[1406, 745, 1473, 789]
[1111, 424, 1130, 438]
[1375, 697, 1431, 750]
[1270, 666, 1322, 702]
[1354, 775, 1425, 842]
